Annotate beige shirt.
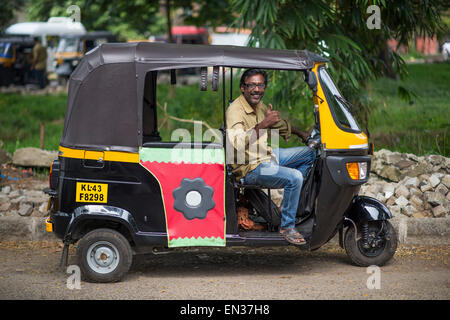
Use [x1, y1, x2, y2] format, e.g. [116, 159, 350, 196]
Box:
[32, 43, 47, 70]
[226, 94, 291, 181]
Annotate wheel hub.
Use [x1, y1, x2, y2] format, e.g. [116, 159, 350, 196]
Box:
[87, 241, 120, 274]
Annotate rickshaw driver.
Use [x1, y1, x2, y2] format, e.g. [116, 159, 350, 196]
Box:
[226, 68, 315, 245]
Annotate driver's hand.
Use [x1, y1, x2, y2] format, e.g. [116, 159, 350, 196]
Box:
[263, 104, 281, 128]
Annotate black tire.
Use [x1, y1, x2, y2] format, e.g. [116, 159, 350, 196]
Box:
[77, 228, 133, 283]
[344, 220, 397, 267]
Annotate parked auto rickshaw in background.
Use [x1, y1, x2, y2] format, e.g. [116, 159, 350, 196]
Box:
[45, 42, 397, 282]
[0, 36, 34, 86]
[54, 31, 117, 84]
[5, 17, 87, 74]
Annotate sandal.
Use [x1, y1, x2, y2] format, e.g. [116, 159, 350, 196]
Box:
[280, 227, 307, 246]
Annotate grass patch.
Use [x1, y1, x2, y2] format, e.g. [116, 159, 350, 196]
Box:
[0, 93, 67, 154]
[368, 63, 449, 156]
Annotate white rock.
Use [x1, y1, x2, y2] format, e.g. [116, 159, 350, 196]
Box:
[428, 174, 441, 188]
[435, 183, 448, 196]
[375, 193, 386, 202]
[0, 194, 8, 204]
[395, 196, 409, 207]
[10, 196, 25, 204]
[420, 183, 432, 192]
[1, 186, 11, 194]
[442, 175, 450, 189]
[409, 187, 422, 198]
[395, 184, 410, 199]
[12, 147, 58, 167]
[8, 190, 22, 198]
[402, 205, 417, 217]
[409, 195, 424, 209]
[384, 191, 394, 199]
[18, 203, 33, 217]
[424, 191, 446, 207]
[38, 202, 47, 213]
[404, 177, 419, 188]
[0, 202, 11, 212]
[431, 205, 448, 218]
[389, 205, 401, 217]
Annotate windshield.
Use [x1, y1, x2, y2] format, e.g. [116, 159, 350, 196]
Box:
[0, 42, 13, 58]
[318, 67, 361, 132]
[57, 38, 79, 53]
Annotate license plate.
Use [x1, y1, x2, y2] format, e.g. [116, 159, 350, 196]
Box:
[76, 182, 108, 203]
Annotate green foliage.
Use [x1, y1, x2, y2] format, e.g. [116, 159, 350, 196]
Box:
[0, 0, 26, 31]
[25, 0, 165, 40]
[179, 0, 235, 29]
[231, 0, 449, 135]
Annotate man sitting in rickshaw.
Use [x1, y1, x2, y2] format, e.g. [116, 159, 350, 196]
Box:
[226, 69, 315, 245]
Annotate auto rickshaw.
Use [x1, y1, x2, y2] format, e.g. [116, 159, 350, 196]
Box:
[0, 36, 34, 86]
[53, 31, 117, 84]
[45, 42, 397, 282]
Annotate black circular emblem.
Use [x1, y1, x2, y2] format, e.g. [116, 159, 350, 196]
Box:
[172, 178, 215, 220]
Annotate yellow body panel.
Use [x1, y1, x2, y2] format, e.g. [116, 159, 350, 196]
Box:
[312, 63, 368, 150]
[59, 146, 139, 163]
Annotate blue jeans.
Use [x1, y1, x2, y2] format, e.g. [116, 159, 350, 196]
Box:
[243, 146, 316, 229]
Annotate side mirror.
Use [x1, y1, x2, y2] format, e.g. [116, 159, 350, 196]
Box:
[304, 70, 317, 94]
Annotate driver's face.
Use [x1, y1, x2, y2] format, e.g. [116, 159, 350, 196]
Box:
[240, 74, 266, 108]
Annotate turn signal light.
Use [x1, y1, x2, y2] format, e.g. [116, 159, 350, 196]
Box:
[346, 162, 368, 180]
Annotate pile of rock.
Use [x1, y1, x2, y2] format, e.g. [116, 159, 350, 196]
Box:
[360, 149, 449, 218]
[0, 182, 49, 218]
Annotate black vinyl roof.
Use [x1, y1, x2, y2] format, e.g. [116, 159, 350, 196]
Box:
[61, 42, 328, 152]
[71, 42, 327, 81]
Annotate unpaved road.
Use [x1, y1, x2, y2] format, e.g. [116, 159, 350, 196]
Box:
[0, 241, 448, 301]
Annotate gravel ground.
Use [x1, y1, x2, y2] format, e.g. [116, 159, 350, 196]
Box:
[0, 241, 448, 301]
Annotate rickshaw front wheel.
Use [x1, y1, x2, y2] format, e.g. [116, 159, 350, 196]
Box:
[344, 220, 397, 267]
[77, 228, 133, 283]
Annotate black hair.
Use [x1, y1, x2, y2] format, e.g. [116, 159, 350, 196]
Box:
[240, 68, 268, 87]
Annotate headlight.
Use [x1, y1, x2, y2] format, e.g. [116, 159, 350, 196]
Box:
[346, 162, 368, 180]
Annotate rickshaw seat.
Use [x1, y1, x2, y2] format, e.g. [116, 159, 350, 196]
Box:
[230, 173, 283, 226]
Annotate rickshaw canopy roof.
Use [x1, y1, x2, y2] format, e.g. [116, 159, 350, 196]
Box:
[61, 42, 327, 152]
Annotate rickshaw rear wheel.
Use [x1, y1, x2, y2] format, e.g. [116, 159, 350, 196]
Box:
[344, 220, 397, 267]
[77, 228, 133, 283]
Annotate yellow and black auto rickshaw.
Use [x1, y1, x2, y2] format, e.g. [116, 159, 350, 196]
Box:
[53, 31, 117, 84]
[0, 36, 34, 86]
[45, 42, 397, 282]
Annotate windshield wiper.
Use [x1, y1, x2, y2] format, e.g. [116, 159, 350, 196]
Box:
[334, 94, 354, 111]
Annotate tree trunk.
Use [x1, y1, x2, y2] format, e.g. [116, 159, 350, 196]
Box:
[165, 0, 175, 99]
[165, 0, 173, 43]
[378, 41, 397, 79]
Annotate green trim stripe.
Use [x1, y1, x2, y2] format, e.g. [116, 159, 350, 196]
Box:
[169, 236, 226, 247]
[140, 147, 225, 164]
